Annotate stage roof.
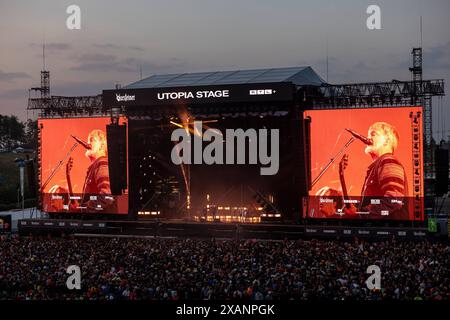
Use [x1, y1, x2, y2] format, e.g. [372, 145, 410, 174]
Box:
[124, 66, 326, 89]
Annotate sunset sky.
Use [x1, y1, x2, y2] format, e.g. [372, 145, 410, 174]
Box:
[1, 0, 449, 140]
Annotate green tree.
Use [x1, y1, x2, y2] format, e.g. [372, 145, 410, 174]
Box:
[0, 115, 25, 141]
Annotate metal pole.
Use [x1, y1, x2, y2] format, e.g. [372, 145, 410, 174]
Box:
[311, 137, 355, 188]
[41, 142, 78, 191]
[20, 165, 24, 218]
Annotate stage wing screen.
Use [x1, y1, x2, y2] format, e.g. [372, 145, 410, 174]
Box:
[39, 117, 128, 214]
[304, 106, 424, 221]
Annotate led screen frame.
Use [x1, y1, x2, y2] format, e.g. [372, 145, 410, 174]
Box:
[39, 117, 128, 215]
[304, 106, 424, 221]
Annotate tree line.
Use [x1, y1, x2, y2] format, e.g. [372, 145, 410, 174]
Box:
[0, 115, 37, 150]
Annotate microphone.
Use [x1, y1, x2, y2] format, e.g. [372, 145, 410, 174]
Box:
[71, 135, 91, 149]
[345, 128, 372, 145]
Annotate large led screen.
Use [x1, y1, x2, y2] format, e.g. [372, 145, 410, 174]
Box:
[39, 117, 128, 214]
[304, 106, 423, 221]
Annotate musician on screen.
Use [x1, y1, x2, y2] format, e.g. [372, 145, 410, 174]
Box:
[48, 129, 115, 212]
[80, 129, 116, 211]
[347, 122, 409, 219]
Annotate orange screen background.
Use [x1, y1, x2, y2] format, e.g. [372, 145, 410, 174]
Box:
[39, 117, 128, 214]
[305, 106, 423, 199]
[40, 117, 113, 193]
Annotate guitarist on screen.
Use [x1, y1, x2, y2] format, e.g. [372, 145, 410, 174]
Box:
[79, 129, 116, 212]
[48, 129, 116, 213]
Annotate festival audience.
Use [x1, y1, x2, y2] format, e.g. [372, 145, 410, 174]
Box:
[0, 236, 448, 300]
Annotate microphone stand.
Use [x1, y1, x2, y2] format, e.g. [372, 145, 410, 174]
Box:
[41, 142, 79, 192]
[311, 137, 356, 188]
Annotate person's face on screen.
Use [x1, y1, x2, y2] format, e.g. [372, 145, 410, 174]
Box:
[364, 127, 391, 160]
[85, 130, 107, 162]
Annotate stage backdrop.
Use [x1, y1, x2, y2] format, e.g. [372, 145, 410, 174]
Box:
[304, 106, 423, 221]
[39, 117, 128, 214]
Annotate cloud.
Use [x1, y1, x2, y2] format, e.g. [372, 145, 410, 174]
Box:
[70, 54, 134, 72]
[70, 62, 136, 72]
[70, 55, 187, 74]
[388, 42, 450, 72]
[122, 57, 188, 74]
[424, 41, 450, 70]
[0, 70, 31, 81]
[128, 46, 145, 52]
[77, 53, 117, 62]
[93, 43, 145, 52]
[0, 88, 28, 99]
[30, 42, 72, 51]
[70, 53, 135, 72]
[93, 43, 121, 50]
[50, 81, 117, 96]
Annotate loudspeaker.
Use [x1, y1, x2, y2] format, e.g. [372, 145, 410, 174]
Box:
[25, 158, 37, 198]
[107, 124, 127, 195]
[303, 115, 312, 191]
[435, 147, 449, 197]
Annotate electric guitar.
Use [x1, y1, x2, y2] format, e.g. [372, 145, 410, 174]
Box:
[338, 154, 349, 199]
[338, 154, 350, 211]
[65, 157, 74, 207]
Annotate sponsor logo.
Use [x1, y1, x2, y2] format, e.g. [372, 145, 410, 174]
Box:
[116, 93, 135, 102]
[249, 89, 275, 96]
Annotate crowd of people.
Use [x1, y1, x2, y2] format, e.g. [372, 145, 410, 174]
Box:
[0, 236, 448, 300]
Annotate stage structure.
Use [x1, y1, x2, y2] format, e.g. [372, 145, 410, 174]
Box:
[28, 52, 445, 224]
